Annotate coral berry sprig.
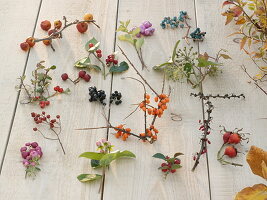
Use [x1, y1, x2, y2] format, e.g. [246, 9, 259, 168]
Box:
[20, 142, 43, 178]
[16, 61, 70, 108]
[31, 112, 65, 155]
[153, 152, 183, 178]
[20, 14, 100, 52]
[74, 38, 129, 79]
[61, 70, 91, 84]
[217, 126, 250, 167]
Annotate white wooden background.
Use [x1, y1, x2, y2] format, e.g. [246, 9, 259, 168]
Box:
[0, 0, 266, 199]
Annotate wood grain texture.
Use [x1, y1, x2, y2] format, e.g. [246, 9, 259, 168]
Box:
[0, 0, 41, 164]
[195, 0, 267, 199]
[0, 0, 117, 199]
[103, 1, 210, 199]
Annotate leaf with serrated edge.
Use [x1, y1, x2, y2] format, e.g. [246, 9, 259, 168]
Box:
[77, 174, 102, 183]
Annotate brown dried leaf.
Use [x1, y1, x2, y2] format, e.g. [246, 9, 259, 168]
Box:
[247, 146, 267, 180]
[235, 184, 267, 200]
[236, 16, 246, 24]
[225, 14, 234, 25]
[240, 36, 247, 50]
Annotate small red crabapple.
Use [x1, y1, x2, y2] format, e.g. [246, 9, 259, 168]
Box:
[40, 20, 51, 31]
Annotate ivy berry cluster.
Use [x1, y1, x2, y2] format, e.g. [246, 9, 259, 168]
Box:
[88, 86, 107, 106]
[20, 142, 43, 178]
[110, 91, 122, 105]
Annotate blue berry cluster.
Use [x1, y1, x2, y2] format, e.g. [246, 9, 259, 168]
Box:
[160, 11, 188, 29]
[190, 28, 206, 41]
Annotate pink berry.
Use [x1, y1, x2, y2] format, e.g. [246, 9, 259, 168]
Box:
[21, 151, 29, 159]
[20, 147, 27, 152]
[31, 142, 38, 148]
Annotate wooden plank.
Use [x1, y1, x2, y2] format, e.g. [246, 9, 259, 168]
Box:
[0, 0, 41, 165]
[0, 0, 118, 199]
[103, 1, 211, 199]
[195, 0, 267, 199]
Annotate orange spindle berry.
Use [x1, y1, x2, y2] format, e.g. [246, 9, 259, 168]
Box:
[165, 97, 170, 103]
[162, 105, 167, 110]
[150, 125, 154, 129]
[145, 94, 150, 99]
[161, 99, 167, 104]
[161, 94, 167, 99]
[125, 128, 131, 133]
[115, 132, 120, 138]
[139, 102, 145, 108]
[140, 133, 146, 137]
[146, 99, 150, 104]
[155, 109, 159, 115]
[154, 129, 159, 133]
[118, 124, 123, 129]
[141, 107, 146, 112]
[158, 109, 163, 115]
[147, 108, 152, 115]
[154, 96, 158, 102]
[158, 102, 162, 107]
[147, 131, 152, 137]
[158, 114, 162, 118]
[152, 135, 157, 140]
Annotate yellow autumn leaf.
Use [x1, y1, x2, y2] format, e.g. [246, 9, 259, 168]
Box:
[262, 161, 267, 180]
[247, 146, 267, 179]
[235, 184, 267, 200]
[240, 36, 247, 50]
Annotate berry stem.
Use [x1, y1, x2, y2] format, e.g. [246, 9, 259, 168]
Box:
[92, 52, 106, 79]
[217, 143, 243, 167]
[134, 46, 147, 70]
[51, 128, 66, 155]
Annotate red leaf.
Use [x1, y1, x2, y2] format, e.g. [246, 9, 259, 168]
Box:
[222, 1, 234, 7]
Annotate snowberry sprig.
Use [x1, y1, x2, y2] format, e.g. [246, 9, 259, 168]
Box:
[31, 112, 65, 155]
[74, 38, 129, 79]
[217, 126, 250, 167]
[20, 142, 43, 178]
[20, 14, 100, 52]
[153, 152, 183, 178]
[16, 61, 70, 108]
[61, 70, 91, 84]
[117, 20, 155, 70]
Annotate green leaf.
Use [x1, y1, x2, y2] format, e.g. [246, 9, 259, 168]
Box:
[91, 159, 101, 168]
[197, 58, 220, 67]
[130, 27, 141, 36]
[171, 164, 182, 170]
[74, 57, 91, 68]
[183, 63, 192, 73]
[85, 37, 99, 51]
[99, 150, 136, 166]
[118, 34, 134, 45]
[152, 153, 166, 160]
[88, 64, 101, 71]
[153, 63, 171, 70]
[174, 152, 184, 157]
[77, 174, 102, 183]
[172, 40, 180, 61]
[50, 65, 56, 70]
[79, 152, 105, 160]
[135, 37, 144, 49]
[109, 61, 129, 73]
[125, 20, 130, 27]
[116, 25, 128, 33]
[219, 53, 232, 59]
[63, 88, 71, 94]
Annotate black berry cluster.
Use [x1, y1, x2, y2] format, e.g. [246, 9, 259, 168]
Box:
[89, 86, 106, 106]
[110, 91, 122, 105]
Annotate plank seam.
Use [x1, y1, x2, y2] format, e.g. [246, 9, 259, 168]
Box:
[193, 0, 212, 199]
[0, 0, 43, 175]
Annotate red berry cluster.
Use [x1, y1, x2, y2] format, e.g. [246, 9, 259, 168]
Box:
[161, 156, 181, 174]
[54, 86, 64, 93]
[39, 100, 50, 109]
[61, 70, 91, 84]
[106, 54, 118, 65]
[88, 43, 102, 58]
[31, 112, 60, 129]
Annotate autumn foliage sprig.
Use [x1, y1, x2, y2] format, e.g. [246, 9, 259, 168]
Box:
[20, 14, 100, 52]
[16, 61, 70, 108]
[31, 112, 65, 155]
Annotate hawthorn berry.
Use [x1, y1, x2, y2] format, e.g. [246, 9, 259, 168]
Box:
[20, 42, 30, 51]
[61, 73, 69, 81]
[224, 146, 237, 158]
[40, 20, 51, 31]
[83, 74, 91, 82]
[76, 22, 88, 33]
[26, 37, 35, 47]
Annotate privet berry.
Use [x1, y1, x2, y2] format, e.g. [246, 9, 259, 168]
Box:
[89, 86, 106, 106]
[110, 91, 122, 105]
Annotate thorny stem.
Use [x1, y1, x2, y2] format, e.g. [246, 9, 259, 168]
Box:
[217, 143, 243, 167]
[118, 46, 160, 97]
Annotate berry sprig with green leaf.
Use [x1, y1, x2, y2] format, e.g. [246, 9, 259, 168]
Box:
[153, 40, 231, 88]
[117, 20, 152, 70]
[74, 37, 129, 79]
[77, 139, 135, 194]
[16, 61, 70, 108]
[217, 126, 250, 167]
[153, 152, 183, 178]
